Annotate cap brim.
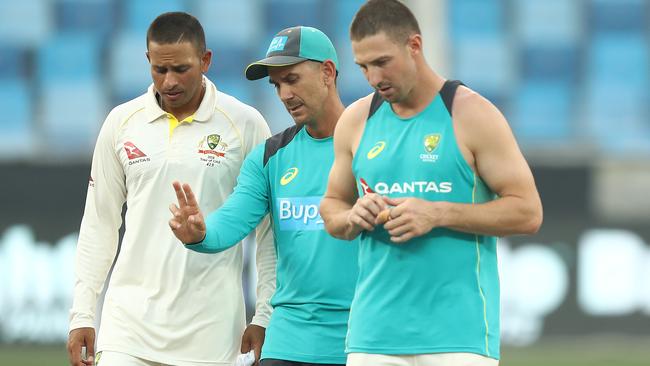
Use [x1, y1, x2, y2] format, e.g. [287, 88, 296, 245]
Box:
[245, 55, 307, 80]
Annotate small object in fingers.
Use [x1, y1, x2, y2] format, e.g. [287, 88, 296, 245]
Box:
[376, 208, 391, 224]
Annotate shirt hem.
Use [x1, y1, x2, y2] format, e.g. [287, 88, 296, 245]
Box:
[98, 344, 234, 365]
[262, 350, 347, 364]
[345, 345, 499, 360]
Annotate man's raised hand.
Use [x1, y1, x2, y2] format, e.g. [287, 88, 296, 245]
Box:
[169, 181, 206, 244]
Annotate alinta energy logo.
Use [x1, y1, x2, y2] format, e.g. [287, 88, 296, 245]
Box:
[367, 141, 386, 160]
[124, 141, 150, 165]
[420, 133, 441, 163]
[280, 167, 299, 186]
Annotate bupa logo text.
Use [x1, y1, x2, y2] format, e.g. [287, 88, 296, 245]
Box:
[277, 196, 324, 231]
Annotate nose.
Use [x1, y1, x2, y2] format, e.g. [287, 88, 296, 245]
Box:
[162, 72, 179, 90]
[278, 84, 294, 103]
[366, 67, 382, 89]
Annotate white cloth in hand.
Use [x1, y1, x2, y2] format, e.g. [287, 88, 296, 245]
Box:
[234, 350, 255, 366]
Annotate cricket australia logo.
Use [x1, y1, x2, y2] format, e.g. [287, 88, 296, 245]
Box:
[420, 133, 441, 163]
[198, 133, 228, 167]
[207, 134, 221, 149]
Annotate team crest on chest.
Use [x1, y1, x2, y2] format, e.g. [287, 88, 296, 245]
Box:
[420, 133, 441, 163]
[424, 134, 441, 153]
[207, 134, 221, 149]
[198, 133, 228, 167]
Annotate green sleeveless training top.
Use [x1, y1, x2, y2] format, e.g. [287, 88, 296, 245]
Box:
[348, 80, 500, 359]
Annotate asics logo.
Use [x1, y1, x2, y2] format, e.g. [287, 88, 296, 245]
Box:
[367, 141, 386, 159]
[280, 167, 299, 185]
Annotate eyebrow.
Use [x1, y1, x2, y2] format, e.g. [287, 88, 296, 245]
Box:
[153, 64, 190, 70]
[268, 73, 298, 84]
[356, 55, 391, 67]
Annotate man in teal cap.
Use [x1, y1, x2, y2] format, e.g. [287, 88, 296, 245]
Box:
[168, 26, 358, 366]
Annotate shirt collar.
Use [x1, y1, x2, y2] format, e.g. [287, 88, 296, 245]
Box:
[144, 76, 218, 123]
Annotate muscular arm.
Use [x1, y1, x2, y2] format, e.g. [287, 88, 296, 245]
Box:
[384, 88, 542, 241]
[321, 95, 387, 240]
[446, 89, 542, 236]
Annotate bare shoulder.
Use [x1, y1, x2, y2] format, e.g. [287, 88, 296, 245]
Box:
[333, 93, 374, 150]
[452, 86, 503, 123]
[451, 85, 513, 151]
[340, 93, 374, 127]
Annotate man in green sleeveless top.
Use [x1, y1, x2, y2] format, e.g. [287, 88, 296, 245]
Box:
[168, 26, 358, 366]
[321, 1, 543, 365]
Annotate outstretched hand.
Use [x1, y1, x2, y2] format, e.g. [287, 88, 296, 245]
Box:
[169, 181, 206, 244]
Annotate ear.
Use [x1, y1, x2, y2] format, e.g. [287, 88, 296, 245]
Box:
[145, 51, 150, 63]
[201, 50, 213, 74]
[406, 34, 422, 56]
[321, 60, 337, 86]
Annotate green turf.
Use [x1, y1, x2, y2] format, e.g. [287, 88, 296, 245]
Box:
[502, 335, 650, 366]
[0, 344, 68, 366]
[1, 336, 649, 366]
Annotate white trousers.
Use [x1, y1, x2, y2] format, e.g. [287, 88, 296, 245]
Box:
[95, 351, 170, 366]
[347, 353, 499, 366]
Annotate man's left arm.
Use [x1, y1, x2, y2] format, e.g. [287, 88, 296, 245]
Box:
[241, 213, 276, 364]
[238, 109, 275, 365]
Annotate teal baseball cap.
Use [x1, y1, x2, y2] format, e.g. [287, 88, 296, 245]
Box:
[245, 26, 339, 80]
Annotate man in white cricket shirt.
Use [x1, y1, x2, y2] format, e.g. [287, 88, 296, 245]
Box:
[67, 12, 276, 366]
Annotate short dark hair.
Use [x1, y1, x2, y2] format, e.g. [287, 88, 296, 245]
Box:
[146, 12, 206, 55]
[350, 0, 421, 43]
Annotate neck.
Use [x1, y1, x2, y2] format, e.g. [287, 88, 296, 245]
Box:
[391, 63, 444, 118]
[305, 93, 345, 139]
[162, 82, 206, 121]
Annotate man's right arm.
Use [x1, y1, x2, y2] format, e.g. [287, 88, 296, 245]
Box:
[174, 144, 271, 253]
[68, 112, 126, 365]
[321, 96, 387, 240]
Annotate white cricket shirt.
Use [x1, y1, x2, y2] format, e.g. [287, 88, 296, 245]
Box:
[70, 77, 276, 365]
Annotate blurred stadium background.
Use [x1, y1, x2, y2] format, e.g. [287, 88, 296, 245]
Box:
[1, 0, 649, 365]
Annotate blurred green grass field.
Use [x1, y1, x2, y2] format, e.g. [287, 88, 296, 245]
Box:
[1, 336, 648, 366]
